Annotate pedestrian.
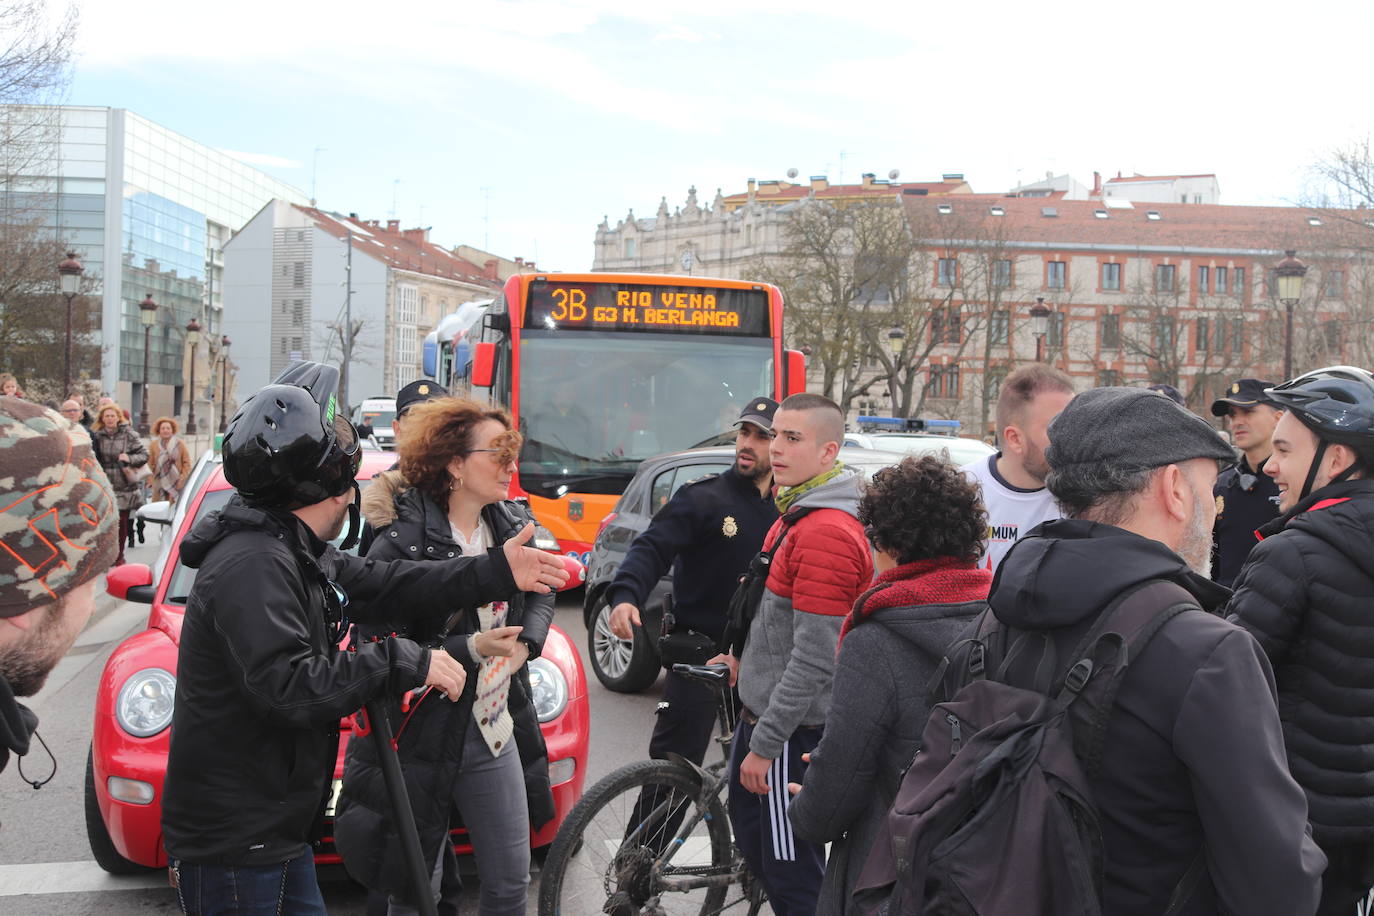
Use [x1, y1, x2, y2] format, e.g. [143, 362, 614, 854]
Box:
[58, 398, 91, 436]
[1208, 378, 1283, 587]
[148, 417, 192, 504]
[709, 392, 873, 916]
[338, 396, 555, 916]
[357, 378, 445, 556]
[1224, 366, 1374, 916]
[91, 402, 148, 566]
[0, 398, 118, 777]
[977, 386, 1322, 914]
[606, 397, 779, 843]
[959, 364, 1075, 572]
[0, 373, 23, 399]
[160, 362, 568, 916]
[787, 455, 991, 915]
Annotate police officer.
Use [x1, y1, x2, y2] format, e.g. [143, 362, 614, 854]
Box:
[1210, 378, 1283, 587]
[608, 397, 779, 769]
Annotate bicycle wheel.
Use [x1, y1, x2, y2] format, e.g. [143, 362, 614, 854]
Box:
[539, 758, 747, 916]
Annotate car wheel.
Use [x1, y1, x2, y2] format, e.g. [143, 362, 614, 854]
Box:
[85, 745, 156, 874]
[586, 598, 659, 694]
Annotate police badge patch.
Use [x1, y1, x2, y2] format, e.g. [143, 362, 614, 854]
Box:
[722, 516, 738, 537]
[1215, 495, 1225, 517]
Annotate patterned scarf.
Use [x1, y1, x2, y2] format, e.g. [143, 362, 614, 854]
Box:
[838, 557, 992, 646]
[775, 461, 846, 514]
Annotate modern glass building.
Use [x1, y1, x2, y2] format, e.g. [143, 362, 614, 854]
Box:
[0, 105, 308, 411]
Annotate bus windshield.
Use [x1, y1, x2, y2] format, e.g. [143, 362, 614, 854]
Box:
[517, 331, 773, 496]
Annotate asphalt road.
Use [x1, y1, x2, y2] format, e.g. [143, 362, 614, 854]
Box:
[0, 535, 664, 914]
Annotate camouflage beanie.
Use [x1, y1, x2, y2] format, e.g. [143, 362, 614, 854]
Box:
[0, 397, 118, 617]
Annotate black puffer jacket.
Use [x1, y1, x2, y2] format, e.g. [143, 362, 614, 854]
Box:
[335, 477, 556, 896]
[163, 496, 519, 865]
[1226, 478, 1374, 846]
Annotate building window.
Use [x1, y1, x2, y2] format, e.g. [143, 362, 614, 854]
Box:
[1048, 312, 1065, 349]
[1101, 262, 1121, 291]
[1155, 264, 1176, 293]
[1156, 314, 1177, 350]
[985, 366, 1008, 402]
[1233, 267, 1245, 297]
[1101, 313, 1120, 349]
[937, 257, 958, 287]
[292, 261, 305, 288]
[1046, 260, 1067, 290]
[989, 309, 1009, 345]
[292, 300, 304, 326]
[1230, 317, 1244, 352]
[1098, 369, 1122, 386]
[1215, 266, 1228, 294]
[625, 238, 635, 259]
[1324, 270, 1345, 298]
[1197, 266, 1210, 294]
[928, 364, 960, 399]
[931, 306, 962, 344]
[992, 259, 1012, 288]
[1196, 317, 1210, 352]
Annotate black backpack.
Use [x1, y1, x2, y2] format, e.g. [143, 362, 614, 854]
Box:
[852, 580, 1206, 916]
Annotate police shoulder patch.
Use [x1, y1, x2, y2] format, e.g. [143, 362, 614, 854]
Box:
[1215, 494, 1225, 517]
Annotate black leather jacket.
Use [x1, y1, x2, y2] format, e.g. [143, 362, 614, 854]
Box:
[162, 496, 518, 865]
[335, 483, 556, 896]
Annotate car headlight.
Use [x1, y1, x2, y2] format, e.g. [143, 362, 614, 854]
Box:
[533, 524, 559, 552]
[115, 668, 176, 737]
[527, 658, 568, 723]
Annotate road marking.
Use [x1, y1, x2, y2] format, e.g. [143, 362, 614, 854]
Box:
[0, 860, 167, 896]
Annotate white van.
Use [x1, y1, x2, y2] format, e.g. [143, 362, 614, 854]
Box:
[355, 397, 398, 450]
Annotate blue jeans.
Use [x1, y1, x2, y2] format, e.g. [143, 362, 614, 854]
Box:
[171, 850, 326, 915]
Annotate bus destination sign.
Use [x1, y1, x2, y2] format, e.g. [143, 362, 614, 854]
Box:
[525, 280, 770, 337]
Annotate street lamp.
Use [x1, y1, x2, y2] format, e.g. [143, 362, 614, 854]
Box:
[1275, 250, 1307, 379]
[887, 327, 905, 416]
[138, 294, 158, 434]
[1030, 297, 1052, 363]
[58, 252, 83, 397]
[218, 335, 232, 434]
[185, 317, 202, 434]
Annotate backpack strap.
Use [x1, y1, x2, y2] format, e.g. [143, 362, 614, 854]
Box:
[1055, 579, 1199, 777]
[716, 505, 818, 655]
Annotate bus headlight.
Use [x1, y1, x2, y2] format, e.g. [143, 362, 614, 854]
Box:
[115, 668, 176, 737]
[527, 658, 568, 723]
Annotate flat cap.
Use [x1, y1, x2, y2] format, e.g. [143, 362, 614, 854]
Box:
[0, 397, 118, 617]
[1047, 387, 1235, 474]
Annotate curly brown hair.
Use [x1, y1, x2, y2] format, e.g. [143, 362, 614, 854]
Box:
[396, 397, 521, 507]
[858, 455, 987, 564]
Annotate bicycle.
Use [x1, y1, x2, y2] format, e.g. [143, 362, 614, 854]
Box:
[538, 663, 767, 915]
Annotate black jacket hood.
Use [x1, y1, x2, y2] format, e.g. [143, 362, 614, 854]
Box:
[990, 518, 1229, 629]
[180, 494, 321, 569]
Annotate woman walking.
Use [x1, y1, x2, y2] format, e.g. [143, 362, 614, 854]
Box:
[788, 456, 992, 915]
[91, 402, 148, 566]
[336, 396, 555, 916]
[148, 417, 191, 504]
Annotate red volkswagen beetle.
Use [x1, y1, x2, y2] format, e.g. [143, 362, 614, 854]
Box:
[86, 449, 589, 873]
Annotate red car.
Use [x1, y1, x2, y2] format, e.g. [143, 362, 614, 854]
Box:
[86, 449, 590, 873]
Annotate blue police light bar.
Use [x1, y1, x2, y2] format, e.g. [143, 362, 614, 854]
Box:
[855, 416, 962, 435]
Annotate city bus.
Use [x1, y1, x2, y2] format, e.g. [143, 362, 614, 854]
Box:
[455, 273, 804, 565]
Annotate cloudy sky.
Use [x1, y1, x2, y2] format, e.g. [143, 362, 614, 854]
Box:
[69, 0, 1374, 272]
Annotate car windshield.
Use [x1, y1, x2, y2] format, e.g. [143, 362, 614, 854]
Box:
[517, 331, 774, 497]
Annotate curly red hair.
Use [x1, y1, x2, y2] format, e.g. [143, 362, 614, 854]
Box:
[397, 397, 520, 507]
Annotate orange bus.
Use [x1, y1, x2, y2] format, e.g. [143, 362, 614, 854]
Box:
[464, 273, 805, 565]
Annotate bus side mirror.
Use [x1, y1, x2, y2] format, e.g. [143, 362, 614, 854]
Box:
[471, 342, 496, 388]
[785, 349, 807, 396]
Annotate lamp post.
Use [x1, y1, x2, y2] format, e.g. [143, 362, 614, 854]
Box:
[887, 327, 905, 416]
[218, 336, 232, 434]
[1030, 296, 1051, 363]
[138, 294, 158, 434]
[58, 252, 83, 397]
[185, 317, 201, 434]
[1275, 250, 1307, 379]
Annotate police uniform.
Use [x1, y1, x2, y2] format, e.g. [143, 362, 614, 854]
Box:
[1210, 379, 1282, 588]
[606, 399, 779, 768]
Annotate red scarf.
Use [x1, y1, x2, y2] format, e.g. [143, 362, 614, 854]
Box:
[838, 557, 992, 647]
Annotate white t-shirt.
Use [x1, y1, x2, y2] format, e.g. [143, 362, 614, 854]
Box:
[960, 453, 1061, 573]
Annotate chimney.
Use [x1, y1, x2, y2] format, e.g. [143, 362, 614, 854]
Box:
[810, 176, 828, 192]
[348, 212, 358, 219]
[747, 178, 756, 195]
[942, 173, 964, 182]
[403, 227, 429, 244]
[484, 258, 499, 280]
[861, 172, 876, 187]
[386, 219, 401, 233]
[1092, 171, 1102, 196]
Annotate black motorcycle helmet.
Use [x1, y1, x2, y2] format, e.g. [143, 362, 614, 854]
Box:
[223, 361, 363, 513]
[1265, 365, 1374, 501]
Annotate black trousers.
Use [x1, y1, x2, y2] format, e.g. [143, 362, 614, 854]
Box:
[626, 670, 736, 853]
[1317, 843, 1374, 916]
